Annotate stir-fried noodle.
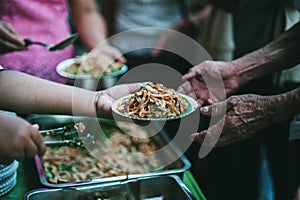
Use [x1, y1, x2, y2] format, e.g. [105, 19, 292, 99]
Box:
[117, 83, 188, 118]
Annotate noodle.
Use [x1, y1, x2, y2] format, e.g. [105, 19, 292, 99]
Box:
[117, 83, 188, 118]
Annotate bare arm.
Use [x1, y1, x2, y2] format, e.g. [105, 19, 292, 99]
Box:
[192, 87, 300, 147]
[0, 70, 95, 116]
[69, 0, 107, 50]
[232, 21, 300, 86]
[69, 0, 126, 61]
[0, 70, 143, 118]
[181, 22, 300, 106]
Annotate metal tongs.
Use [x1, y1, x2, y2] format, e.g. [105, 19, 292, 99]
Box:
[40, 122, 95, 147]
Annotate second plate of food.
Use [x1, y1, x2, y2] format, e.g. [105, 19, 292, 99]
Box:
[56, 54, 128, 79]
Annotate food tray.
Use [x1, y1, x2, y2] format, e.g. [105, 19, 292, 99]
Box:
[24, 175, 196, 200]
[27, 115, 191, 188]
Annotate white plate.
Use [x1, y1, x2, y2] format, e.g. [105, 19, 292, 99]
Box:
[56, 58, 128, 79]
[112, 94, 198, 121]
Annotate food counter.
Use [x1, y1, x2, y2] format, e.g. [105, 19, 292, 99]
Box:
[0, 115, 206, 200]
[1, 161, 205, 200]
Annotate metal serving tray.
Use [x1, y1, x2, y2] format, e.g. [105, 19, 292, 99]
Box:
[24, 175, 196, 200]
[27, 115, 191, 188]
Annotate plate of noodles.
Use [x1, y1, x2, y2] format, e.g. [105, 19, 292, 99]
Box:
[56, 53, 128, 79]
[112, 83, 198, 121]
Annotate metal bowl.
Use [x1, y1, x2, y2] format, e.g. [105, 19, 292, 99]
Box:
[56, 58, 128, 90]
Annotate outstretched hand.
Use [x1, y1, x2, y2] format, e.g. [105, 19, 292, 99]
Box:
[190, 94, 276, 147]
[178, 60, 240, 107]
[95, 82, 149, 118]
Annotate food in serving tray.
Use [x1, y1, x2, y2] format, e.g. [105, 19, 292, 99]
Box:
[117, 83, 189, 119]
[63, 53, 123, 76]
[42, 121, 161, 184]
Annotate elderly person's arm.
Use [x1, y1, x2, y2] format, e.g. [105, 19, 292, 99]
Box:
[191, 87, 300, 147]
[179, 22, 300, 106]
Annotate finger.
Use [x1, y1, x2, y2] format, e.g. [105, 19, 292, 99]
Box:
[215, 133, 244, 148]
[207, 98, 214, 105]
[200, 100, 228, 116]
[30, 124, 46, 157]
[122, 82, 151, 93]
[24, 139, 38, 158]
[196, 99, 204, 108]
[0, 37, 26, 52]
[177, 81, 193, 95]
[152, 48, 160, 57]
[1, 22, 25, 46]
[152, 36, 166, 57]
[105, 82, 151, 99]
[111, 49, 127, 63]
[182, 69, 197, 80]
[191, 118, 225, 146]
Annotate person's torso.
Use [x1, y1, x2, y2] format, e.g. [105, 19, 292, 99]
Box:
[0, 0, 74, 83]
[110, 0, 184, 55]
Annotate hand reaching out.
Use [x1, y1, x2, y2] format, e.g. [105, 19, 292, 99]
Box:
[95, 82, 149, 118]
[0, 113, 46, 165]
[190, 94, 278, 147]
[178, 60, 240, 107]
[0, 20, 26, 54]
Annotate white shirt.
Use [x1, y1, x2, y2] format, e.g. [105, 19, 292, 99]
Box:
[110, 0, 183, 55]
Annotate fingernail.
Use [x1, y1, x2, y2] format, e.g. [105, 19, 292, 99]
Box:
[32, 124, 39, 130]
[200, 106, 209, 113]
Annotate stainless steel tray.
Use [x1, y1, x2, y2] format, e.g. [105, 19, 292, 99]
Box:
[24, 175, 196, 200]
[27, 115, 191, 188]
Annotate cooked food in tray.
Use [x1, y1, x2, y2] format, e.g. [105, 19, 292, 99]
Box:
[63, 53, 123, 76]
[117, 83, 189, 119]
[42, 121, 161, 184]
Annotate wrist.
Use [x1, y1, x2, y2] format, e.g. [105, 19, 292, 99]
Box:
[264, 88, 300, 123]
[93, 91, 105, 117]
[231, 50, 268, 86]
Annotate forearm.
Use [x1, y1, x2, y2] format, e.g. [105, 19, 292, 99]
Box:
[0, 71, 96, 116]
[69, 0, 108, 51]
[231, 22, 300, 86]
[268, 87, 300, 123]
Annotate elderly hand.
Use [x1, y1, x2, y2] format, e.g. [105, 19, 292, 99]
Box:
[0, 113, 46, 165]
[190, 94, 277, 147]
[0, 20, 26, 54]
[95, 82, 148, 118]
[178, 60, 240, 107]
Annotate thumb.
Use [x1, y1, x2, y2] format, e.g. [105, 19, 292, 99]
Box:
[200, 100, 228, 116]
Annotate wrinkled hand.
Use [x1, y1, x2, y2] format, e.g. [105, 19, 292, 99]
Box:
[178, 60, 240, 107]
[95, 82, 149, 118]
[0, 113, 46, 165]
[190, 94, 275, 147]
[0, 20, 26, 54]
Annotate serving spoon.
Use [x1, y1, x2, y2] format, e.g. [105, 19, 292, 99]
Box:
[24, 33, 78, 51]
